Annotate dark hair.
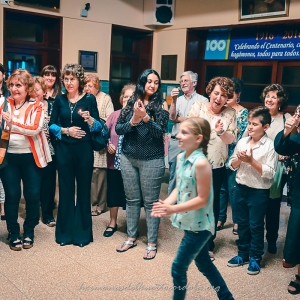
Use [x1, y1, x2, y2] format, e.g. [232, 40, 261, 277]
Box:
[40, 65, 61, 97]
[120, 69, 163, 118]
[61, 64, 85, 94]
[231, 77, 244, 94]
[0, 63, 9, 97]
[206, 77, 234, 99]
[248, 106, 271, 126]
[182, 117, 211, 157]
[260, 84, 288, 111]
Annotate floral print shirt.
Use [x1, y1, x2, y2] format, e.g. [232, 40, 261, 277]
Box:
[171, 149, 215, 233]
[188, 102, 237, 169]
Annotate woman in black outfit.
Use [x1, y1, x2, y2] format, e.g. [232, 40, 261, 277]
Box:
[49, 64, 101, 247]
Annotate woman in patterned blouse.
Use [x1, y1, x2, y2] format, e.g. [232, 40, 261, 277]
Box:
[217, 78, 248, 235]
[115, 69, 169, 260]
[188, 77, 236, 259]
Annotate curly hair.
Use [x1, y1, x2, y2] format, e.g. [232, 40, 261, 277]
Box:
[40, 65, 61, 97]
[7, 69, 34, 100]
[119, 83, 136, 105]
[120, 69, 164, 120]
[182, 117, 211, 157]
[260, 84, 288, 111]
[85, 74, 100, 91]
[206, 77, 234, 99]
[61, 64, 85, 94]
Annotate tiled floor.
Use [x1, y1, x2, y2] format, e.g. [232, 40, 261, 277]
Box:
[0, 170, 298, 299]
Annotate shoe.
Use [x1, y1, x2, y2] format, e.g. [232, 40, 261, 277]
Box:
[44, 218, 56, 227]
[267, 243, 277, 254]
[208, 251, 215, 262]
[216, 222, 224, 231]
[103, 225, 118, 237]
[91, 210, 101, 216]
[247, 257, 261, 275]
[227, 255, 249, 267]
[23, 237, 34, 249]
[288, 275, 300, 295]
[9, 238, 22, 251]
[116, 240, 137, 253]
[283, 259, 296, 268]
[143, 245, 157, 260]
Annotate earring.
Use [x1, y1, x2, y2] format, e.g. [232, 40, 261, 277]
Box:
[236, 97, 240, 104]
[279, 107, 281, 111]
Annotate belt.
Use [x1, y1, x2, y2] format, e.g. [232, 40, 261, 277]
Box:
[171, 135, 176, 139]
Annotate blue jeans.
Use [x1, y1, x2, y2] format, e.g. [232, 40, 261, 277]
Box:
[172, 230, 234, 300]
[234, 184, 269, 260]
[219, 169, 237, 224]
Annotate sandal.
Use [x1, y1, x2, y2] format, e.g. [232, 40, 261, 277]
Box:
[288, 275, 300, 295]
[103, 225, 118, 237]
[91, 210, 101, 216]
[9, 238, 22, 251]
[23, 237, 34, 249]
[116, 240, 137, 253]
[45, 219, 56, 227]
[143, 245, 157, 260]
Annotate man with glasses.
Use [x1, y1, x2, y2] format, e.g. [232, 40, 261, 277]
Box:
[168, 71, 208, 194]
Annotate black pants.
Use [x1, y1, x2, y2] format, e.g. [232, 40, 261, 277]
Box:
[209, 166, 226, 251]
[2, 153, 41, 241]
[55, 140, 93, 245]
[40, 155, 56, 222]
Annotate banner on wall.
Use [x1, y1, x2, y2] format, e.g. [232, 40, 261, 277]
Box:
[205, 25, 300, 60]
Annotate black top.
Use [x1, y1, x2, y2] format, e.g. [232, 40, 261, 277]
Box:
[116, 105, 169, 160]
[0, 82, 10, 98]
[49, 93, 100, 143]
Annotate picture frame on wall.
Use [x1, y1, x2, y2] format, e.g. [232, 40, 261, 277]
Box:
[79, 50, 97, 72]
[240, 0, 289, 20]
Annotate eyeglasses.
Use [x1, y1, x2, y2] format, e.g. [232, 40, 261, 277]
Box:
[179, 79, 192, 84]
[63, 78, 77, 84]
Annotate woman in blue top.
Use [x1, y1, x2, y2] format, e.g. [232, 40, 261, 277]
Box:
[152, 117, 233, 300]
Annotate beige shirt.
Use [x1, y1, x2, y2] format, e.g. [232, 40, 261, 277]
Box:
[188, 102, 237, 169]
[93, 92, 114, 168]
[228, 134, 278, 189]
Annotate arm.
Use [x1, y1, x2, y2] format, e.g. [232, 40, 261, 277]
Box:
[151, 158, 211, 217]
[115, 108, 134, 135]
[169, 88, 180, 121]
[216, 111, 237, 144]
[143, 109, 169, 138]
[11, 103, 44, 136]
[228, 141, 241, 170]
[275, 129, 300, 156]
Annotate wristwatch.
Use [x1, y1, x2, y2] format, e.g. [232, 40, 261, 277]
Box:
[217, 129, 225, 136]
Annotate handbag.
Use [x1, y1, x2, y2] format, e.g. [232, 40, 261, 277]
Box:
[88, 93, 110, 152]
[91, 117, 110, 151]
[0, 97, 10, 169]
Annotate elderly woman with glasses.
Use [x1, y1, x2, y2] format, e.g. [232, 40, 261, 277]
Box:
[84, 74, 114, 216]
[49, 64, 102, 247]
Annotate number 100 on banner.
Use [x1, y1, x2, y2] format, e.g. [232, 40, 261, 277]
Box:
[204, 29, 230, 60]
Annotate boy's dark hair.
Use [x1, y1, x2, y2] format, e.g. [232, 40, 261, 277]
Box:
[248, 106, 271, 126]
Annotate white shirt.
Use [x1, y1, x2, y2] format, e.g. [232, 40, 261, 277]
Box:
[171, 91, 208, 136]
[228, 134, 278, 189]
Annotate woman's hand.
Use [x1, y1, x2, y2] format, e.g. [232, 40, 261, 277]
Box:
[68, 126, 86, 139]
[79, 110, 94, 126]
[215, 119, 224, 135]
[1, 111, 12, 129]
[133, 99, 147, 118]
[107, 143, 116, 154]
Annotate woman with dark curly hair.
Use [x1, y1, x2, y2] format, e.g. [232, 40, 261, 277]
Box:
[115, 69, 169, 260]
[188, 76, 236, 259]
[49, 64, 102, 247]
[260, 84, 292, 254]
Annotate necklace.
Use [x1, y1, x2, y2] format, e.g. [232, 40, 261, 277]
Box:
[68, 94, 79, 124]
[14, 100, 27, 116]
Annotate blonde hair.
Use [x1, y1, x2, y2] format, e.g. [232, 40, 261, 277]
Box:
[33, 76, 47, 92]
[85, 74, 100, 91]
[182, 117, 211, 156]
[119, 83, 136, 105]
[7, 69, 34, 99]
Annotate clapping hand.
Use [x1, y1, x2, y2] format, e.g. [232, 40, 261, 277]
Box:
[215, 119, 224, 135]
[1, 111, 12, 129]
[237, 148, 253, 164]
[151, 200, 173, 217]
